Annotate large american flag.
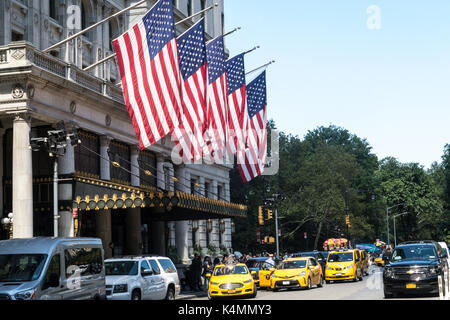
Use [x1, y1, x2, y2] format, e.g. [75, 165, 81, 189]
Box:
[205, 35, 228, 162]
[113, 0, 182, 150]
[226, 53, 247, 156]
[172, 19, 207, 162]
[238, 71, 268, 183]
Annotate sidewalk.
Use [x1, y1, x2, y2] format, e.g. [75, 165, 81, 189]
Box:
[177, 289, 207, 300]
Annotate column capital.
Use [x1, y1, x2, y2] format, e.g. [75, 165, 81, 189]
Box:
[99, 135, 113, 146]
[13, 112, 31, 123]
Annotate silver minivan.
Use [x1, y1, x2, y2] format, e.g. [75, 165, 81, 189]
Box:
[0, 237, 106, 300]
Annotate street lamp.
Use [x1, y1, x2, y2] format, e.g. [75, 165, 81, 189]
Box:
[392, 212, 409, 247]
[30, 122, 81, 237]
[386, 203, 406, 247]
[1, 213, 13, 239]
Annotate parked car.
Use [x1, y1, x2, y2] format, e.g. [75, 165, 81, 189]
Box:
[270, 257, 324, 291]
[206, 263, 257, 300]
[325, 249, 364, 283]
[105, 256, 166, 300]
[383, 241, 449, 298]
[291, 251, 326, 274]
[438, 242, 450, 293]
[144, 255, 181, 300]
[245, 257, 270, 287]
[0, 237, 106, 300]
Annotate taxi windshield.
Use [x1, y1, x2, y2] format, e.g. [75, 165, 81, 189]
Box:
[213, 266, 249, 276]
[278, 260, 307, 269]
[327, 252, 353, 262]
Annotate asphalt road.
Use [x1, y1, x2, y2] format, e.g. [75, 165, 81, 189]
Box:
[188, 266, 442, 300]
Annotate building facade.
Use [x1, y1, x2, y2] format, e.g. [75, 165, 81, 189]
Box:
[0, 0, 245, 264]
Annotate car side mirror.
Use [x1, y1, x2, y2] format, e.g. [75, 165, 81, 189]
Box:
[440, 252, 448, 259]
[142, 269, 153, 277]
[205, 273, 211, 278]
[251, 271, 256, 275]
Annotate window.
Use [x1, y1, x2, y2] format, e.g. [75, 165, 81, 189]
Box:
[309, 258, 317, 266]
[64, 247, 103, 278]
[105, 261, 138, 276]
[109, 140, 131, 185]
[11, 31, 24, 42]
[139, 150, 156, 187]
[140, 260, 150, 274]
[42, 254, 60, 290]
[187, 0, 193, 16]
[157, 259, 177, 273]
[200, 0, 206, 11]
[49, 0, 58, 20]
[0, 254, 47, 282]
[278, 260, 307, 270]
[147, 259, 161, 275]
[204, 182, 210, 198]
[74, 130, 100, 179]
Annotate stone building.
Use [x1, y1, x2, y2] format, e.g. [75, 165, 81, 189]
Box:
[0, 0, 245, 264]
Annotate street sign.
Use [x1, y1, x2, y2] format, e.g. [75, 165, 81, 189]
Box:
[72, 208, 78, 219]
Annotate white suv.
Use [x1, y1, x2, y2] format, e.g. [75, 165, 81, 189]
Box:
[144, 255, 181, 300]
[105, 257, 166, 300]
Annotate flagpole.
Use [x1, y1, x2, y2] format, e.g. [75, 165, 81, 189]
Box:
[246, 60, 275, 76]
[44, 0, 149, 53]
[83, 4, 218, 71]
[244, 46, 260, 55]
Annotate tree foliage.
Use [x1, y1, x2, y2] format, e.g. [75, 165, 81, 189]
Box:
[230, 123, 449, 253]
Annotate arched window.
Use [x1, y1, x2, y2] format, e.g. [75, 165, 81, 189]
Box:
[49, 0, 58, 21]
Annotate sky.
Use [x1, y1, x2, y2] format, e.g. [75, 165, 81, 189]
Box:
[224, 0, 450, 169]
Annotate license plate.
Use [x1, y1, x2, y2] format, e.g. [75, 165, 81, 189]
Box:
[335, 273, 343, 276]
[406, 284, 416, 289]
[282, 281, 290, 285]
[228, 290, 236, 294]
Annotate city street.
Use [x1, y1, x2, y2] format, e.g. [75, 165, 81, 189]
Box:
[185, 266, 440, 301]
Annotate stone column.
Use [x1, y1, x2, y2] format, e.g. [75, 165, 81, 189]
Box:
[175, 166, 190, 264]
[125, 208, 142, 255]
[99, 136, 111, 181]
[12, 115, 33, 238]
[197, 177, 207, 255]
[224, 182, 232, 253]
[0, 128, 5, 221]
[211, 180, 219, 248]
[58, 133, 75, 237]
[96, 135, 112, 257]
[150, 155, 167, 255]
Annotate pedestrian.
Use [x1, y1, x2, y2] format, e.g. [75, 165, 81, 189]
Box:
[202, 256, 213, 291]
[190, 253, 203, 291]
[213, 257, 221, 267]
[263, 253, 275, 269]
[222, 254, 229, 265]
[383, 245, 393, 265]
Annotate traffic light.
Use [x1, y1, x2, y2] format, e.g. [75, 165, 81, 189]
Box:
[269, 237, 275, 244]
[264, 236, 269, 243]
[258, 206, 264, 225]
[267, 209, 273, 220]
[346, 215, 351, 228]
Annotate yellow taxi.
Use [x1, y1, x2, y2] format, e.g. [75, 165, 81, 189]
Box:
[374, 253, 385, 267]
[359, 249, 369, 276]
[206, 263, 257, 300]
[325, 249, 363, 283]
[269, 257, 324, 291]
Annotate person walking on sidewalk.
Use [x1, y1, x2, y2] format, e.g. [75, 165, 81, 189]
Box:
[202, 256, 213, 291]
[190, 253, 203, 291]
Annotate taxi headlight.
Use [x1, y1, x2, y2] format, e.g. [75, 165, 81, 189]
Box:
[428, 266, 439, 275]
[297, 271, 306, 277]
[243, 279, 253, 284]
[271, 274, 277, 279]
[326, 265, 332, 270]
[113, 284, 128, 293]
[210, 282, 219, 286]
[345, 264, 354, 270]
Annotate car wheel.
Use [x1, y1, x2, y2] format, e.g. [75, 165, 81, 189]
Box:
[317, 276, 323, 288]
[131, 290, 141, 301]
[358, 270, 363, 281]
[306, 278, 312, 290]
[165, 287, 175, 300]
[207, 290, 214, 301]
[251, 284, 257, 298]
[325, 280, 331, 284]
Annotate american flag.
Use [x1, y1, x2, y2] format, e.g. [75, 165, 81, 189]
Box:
[238, 71, 268, 183]
[172, 19, 207, 162]
[226, 53, 247, 156]
[113, 0, 182, 150]
[205, 35, 228, 162]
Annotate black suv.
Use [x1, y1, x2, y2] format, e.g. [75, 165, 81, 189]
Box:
[383, 241, 448, 298]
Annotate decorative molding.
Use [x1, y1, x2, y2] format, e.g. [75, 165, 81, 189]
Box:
[12, 84, 25, 99]
[105, 114, 111, 127]
[70, 101, 77, 114]
[27, 84, 35, 99]
[11, 49, 25, 60]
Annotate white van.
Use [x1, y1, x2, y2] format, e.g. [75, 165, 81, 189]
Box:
[0, 237, 106, 300]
